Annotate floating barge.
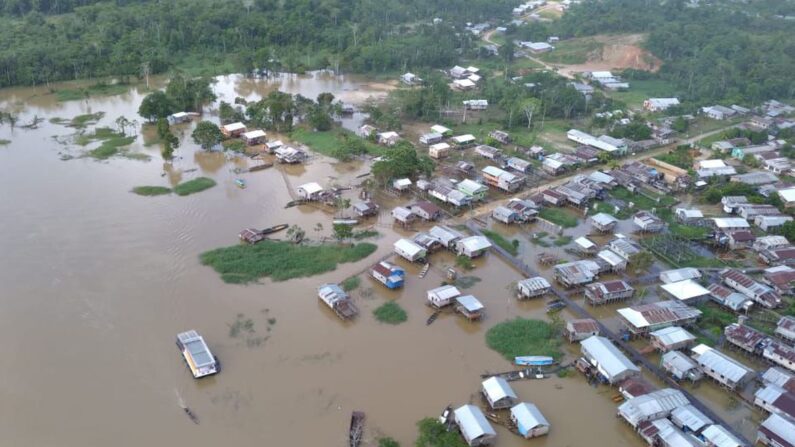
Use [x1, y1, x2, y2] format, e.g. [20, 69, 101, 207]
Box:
[238, 224, 289, 244]
[176, 330, 219, 379]
[318, 284, 358, 320]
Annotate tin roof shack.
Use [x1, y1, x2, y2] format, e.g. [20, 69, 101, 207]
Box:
[585, 280, 635, 305]
[638, 418, 697, 447]
[431, 125, 452, 137]
[429, 225, 464, 250]
[357, 124, 377, 138]
[317, 283, 358, 320]
[542, 152, 579, 175]
[517, 277, 551, 299]
[377, 131, 400, 146]
[463, 99, 488, 110]
[451, 134, 477, 148]
[492, 206, 519, 224]
[754, 384, 795, 419]
[482, 166, 523, 192]
[409, 201, 442, 221]
[580, 335, 640, 384]
[701, 424, 744, 447]
[392, 178, 412, 192]
[660, 268, 702, 284]
[725, 229, 756, 250]
[454, 404, 497, 447]
[457, 179, 489, 201]
[391, 206, 417, 226]
[297, 182, 324, 200]
[691, 344, 754, 390]
[707, 284, 754, 313]
[456, 295, 485, 320]
[671, 404, 713, 435]
[661, 280, 711, 304]
[758, 413, 795, 447]
[617, 301, 702, 336]
[590, 213, 618, 232]
[618, 377, 656, 400]
[481, 376, 517, 410]
[420, 132, 443, 145]
[721, 269, 782, 309]
[724, 323, 769, 355]
[618, 388, 689, 428]
[650, 327, 696, 352]
[242, 129, 267, 145]
[565, 318, 600, 342]
[370, 261, 405, 289]
[428, 142, 451, 159]
[506, 157, 532, 174]
[574, 236, 599, 255]
[662, 351, 703, 382]
[556, 181, 597, 207]
[510, 403, 550, 439]
[763, 342, 795, 374]
[633, 211, 666, 232]
[755, 236, 791, 252]
[756, 215, 794, 232]
[221, 122, 247, 138]
[776, 316, 795, 342]
[394, 238, 427, 263]
[759, 246, 795, 266]
[353, 199, 379, 217]
[457, 236, 492, 258]
[427, 284, 461, 308]
[609, 238, 642, 261]
[541, 188, 565, 206]
[274, 146, 306, 164]
[474, 144, 502, 161]
[554, 260, 600, 288]
[166, 111, 196, 125]
[429, 183, 472, 207]
[763, 368, 795, 392]
[675, 208, 704, 224]
[489, 130, 511, 145]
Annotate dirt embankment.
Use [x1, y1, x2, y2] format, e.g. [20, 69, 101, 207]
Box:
[557, 34, 662, 77]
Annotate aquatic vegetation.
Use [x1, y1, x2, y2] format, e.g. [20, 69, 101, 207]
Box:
[373, 301, 407, 325]
[57, 112, 105, 128]
[200, 240, 377, 283]
[553, 235, 572, 246]
[538, 208, 579, 228]
[54, 83, 130, 102]
[341, 276, 361, 292]
[173, 177, 217, 196]
[0, 139, 10, 145]
[481, 229, 519, 256]
[416, 418, 467, 447]
[485, 318, 562, 360]
[132, 186, 172, 196]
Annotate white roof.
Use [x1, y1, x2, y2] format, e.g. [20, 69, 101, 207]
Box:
[701, 425, 743, 447]
[510, 403, 549, 429]
[393, 178, 412, 188]
[298, 182, 323, 195]
[454, 405, 496, 441]
[760, 413, 795, 447]
[243, 129, 267, 139]
[223, 122, 246, 131]
[456, 295, 484, 312]
[650, 326, 696, 347]
[428, 285, 461, 300]
[581, 336, 639, 380]
[662, 350, 698, 373]
[459, 235, 492, 252]
[691, 344, 754, 384]
[779, 187, 795, 203]
[676, 208, 704, 219]
[699, 159, 728, 169]
[454, 79, 476, 88]
[591, 212, 618, 226]
[597, 249, 625, 267]
[482, 165, 518, 181]
[452, 134, 476, 143]
[170, 111, 189, 118]
[394, 238, 424, 256]
[618, 388, 689, 426]
[712, 217, 750, 229]
[518, 276, 551, 291]
[588, 171, 615, 184]
[429, 142, 450, 151]
[661, 280, 710, 301]
[575, 236, 597, 250]
[431, 125, 451, 134]
[660, 268, 702, 284]
[591, 71, 614, 78]
[482, 376, 517, 402]
[378, 131, 399, 139]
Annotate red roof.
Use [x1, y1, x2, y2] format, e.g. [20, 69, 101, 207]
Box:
[722, 269, 755, 288]
[728, 230, 756, 242]
[569, 318, 599, 334]
[411, 201, 441, 216]
[766, 270, 795, 288]
[725, 323, 767, 349]
[707, 283, 733, 298]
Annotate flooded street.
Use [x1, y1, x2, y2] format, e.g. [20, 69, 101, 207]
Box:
[2, 74, 643, 446]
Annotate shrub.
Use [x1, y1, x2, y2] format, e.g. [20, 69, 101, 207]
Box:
[373, 301, 407, 324]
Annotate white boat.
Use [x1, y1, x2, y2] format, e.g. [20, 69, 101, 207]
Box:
[514, 356, 555, 366]
[176, 330, 219, 378]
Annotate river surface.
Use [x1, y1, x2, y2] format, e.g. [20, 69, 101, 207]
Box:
[0, 73, 742, 446]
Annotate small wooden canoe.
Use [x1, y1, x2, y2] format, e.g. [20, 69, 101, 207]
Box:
[260, 223, 288, 235]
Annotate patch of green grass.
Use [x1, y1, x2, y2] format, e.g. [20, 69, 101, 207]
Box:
[173, 177, 217, 196]
[456, 255, 474, 270]
[589, 201, 632, 219]
[481, 229, 519, 256]
[222, 139, 246, 153]
[538, 208, 579, 228]
[610, 187, 675, 210]
[0, 139, 10, 145]
[486, 318, 562, 360]
[609, 79, 677, 109]
[200, 241, 377, 284]
[373, 301, 407, 324]
[64, 112, 105, 128]
[696, 303, 736, 336]
[290, 127, 383, 160]
[668, 223, 709, 240]
[132, 186, 172, 196]
[352, 229, 380, 240]
[341, 276, 361, 292]
[656, 146, 694, 169]
[553, 235, 572, 246]
[538, 38, 604, 65]
[87, 134, 136, 159]
[54, 82, 130, 102]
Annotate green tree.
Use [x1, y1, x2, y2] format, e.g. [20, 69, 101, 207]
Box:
[629, 251, 654, 274]
[138, 91, 175, 122]
[371, 144, 434, 182]
[332, 223, 353, 241]
[218, 101, 243, 124]
[672, 116, 689, 133]
[192, 121, 223, 149]
[415, 418, 467, 447]
[308, 107, 333, 131]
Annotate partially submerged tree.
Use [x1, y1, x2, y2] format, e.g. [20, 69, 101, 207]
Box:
[138, 91, 176, 122]
[192, 121, 223, 150]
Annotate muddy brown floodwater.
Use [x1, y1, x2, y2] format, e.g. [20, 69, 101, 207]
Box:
[0, 73, 642, 446]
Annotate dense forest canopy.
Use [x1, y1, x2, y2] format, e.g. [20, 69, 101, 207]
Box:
[0, 0, 516, 87]
[545, 0, 795, 104]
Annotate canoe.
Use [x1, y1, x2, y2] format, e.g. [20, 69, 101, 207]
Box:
[260, 223, 289, 235]
[234, 179, 247, 188]
[515, 356, 555, 366]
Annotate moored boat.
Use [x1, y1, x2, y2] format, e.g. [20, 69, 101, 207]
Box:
[176, 330, 219, 379]
[234, 178, 247, 188]
[514, 356, 555, 366]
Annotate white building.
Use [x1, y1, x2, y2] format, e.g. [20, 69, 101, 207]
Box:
[580, 335, 640, 384]
[427, 285, 461, 308]
[393, 238, 427, 262]
[454, 405, 497, 447]
[481, 376, 517, 409]
[644, 98, 681, 112]
[510, 403, 550, 439]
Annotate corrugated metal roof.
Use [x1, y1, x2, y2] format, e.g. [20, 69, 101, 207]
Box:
[700, 425, 743, 447]
[650, 326, 696, 347]
[581, 336, 639, 381]
[661, 280, 710, 301]
[454, 405, 496, 441]
[482, 376, 517, 402]
[691, 345, 754, 384]
[618, 388, 689, 426]
[671, 404, 712, 432]
[660, 268, 702, 284]
[518, 277, 551, 292]
[459, 236, 492, 252]
[759, 413, 795, 447]
[510, 402, 549, 429]
[456, 295, 484, 312]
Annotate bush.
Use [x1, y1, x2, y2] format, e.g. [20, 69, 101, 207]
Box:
[341, 276, 361, 291]
[416, 418, 467, 447]
[373, 301, 407, 324]
[173, 177, 217, 196]
[485, 318, 562, 360]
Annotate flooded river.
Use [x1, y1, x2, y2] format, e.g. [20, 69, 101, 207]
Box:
[1, 73, 650, 446]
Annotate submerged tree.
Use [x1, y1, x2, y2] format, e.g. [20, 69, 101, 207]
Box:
[192, 121, 223, 150]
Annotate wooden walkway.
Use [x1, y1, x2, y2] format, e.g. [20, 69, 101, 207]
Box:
[464, 221, 752, 445]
